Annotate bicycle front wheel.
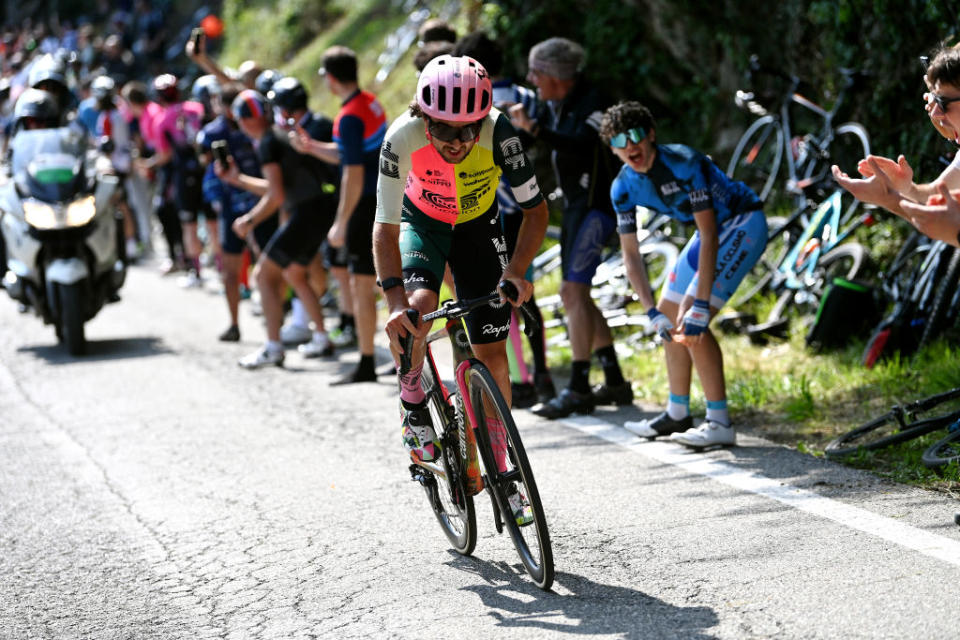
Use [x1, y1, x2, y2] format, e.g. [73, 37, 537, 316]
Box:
[825, 411, 959, 458]
[422, 395, 477, 555]
[727, 115, 784, 203]
[467, 362, 554, 590]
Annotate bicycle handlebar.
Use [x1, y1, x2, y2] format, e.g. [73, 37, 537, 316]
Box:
[396, 281, 542, 375]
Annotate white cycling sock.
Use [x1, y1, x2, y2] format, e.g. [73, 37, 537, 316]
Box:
[706, 400, 729, 427]
[667, 393, 690, 420]
[291, 298, 309, 328]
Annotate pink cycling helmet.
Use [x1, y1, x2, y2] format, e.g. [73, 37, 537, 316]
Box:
[416, 55, 492, 122]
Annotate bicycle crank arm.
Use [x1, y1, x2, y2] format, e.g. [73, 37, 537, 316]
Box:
[410, 460, 447, 482]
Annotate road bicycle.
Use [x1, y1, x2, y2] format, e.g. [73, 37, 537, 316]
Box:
[825, 386, 960, 459]
[861, 236, 960, 367]
[400, 282, 554, 590]
[727, 56, 870, 212]
[745, 186, 870, 339]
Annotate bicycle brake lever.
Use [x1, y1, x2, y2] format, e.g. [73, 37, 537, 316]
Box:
[498, 280, 541, 337]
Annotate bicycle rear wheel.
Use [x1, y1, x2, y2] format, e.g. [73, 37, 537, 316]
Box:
[727, 115, 784, 203]
[825, 410, 960, 458]
[467, 362, 554, 590]
[922, 425, 960, 470]
[768, 241, 867, 322]
[421, 394, 477, 555]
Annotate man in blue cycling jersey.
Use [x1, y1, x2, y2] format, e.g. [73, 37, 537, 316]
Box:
[601, 101, 767, 449]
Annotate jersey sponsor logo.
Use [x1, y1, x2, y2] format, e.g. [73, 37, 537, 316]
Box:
[661, 181, 681, 196]
[458, 167, 497, 180]
[402, 250, 430, 261]
[690, 187, 710, 208]
[403, 274, 428, 285]
[460, 183, 491, 210]
[481, 322, 511, 337]
[499, 136, 526, 170]
[380, 141, 400, 178]
[511, 176, 540, 203]
[422, 169, 451, 187]
[421, 188, 457, 211]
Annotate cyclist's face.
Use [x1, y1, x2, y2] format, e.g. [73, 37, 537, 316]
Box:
[425, 117, 478, 164]
[611, 128, 656, 173]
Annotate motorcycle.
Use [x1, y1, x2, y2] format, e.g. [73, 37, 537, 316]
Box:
[0, 126, 126, 355]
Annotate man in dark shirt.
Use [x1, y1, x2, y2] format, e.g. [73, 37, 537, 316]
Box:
[509, 37, 631, 418]
[219, 90, 337, 368]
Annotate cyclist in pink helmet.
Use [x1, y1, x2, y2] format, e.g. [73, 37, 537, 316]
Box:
[416, 54, 493, 122]
[373, 55, 548, 523]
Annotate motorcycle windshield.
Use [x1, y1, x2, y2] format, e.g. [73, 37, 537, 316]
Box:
[10, 128, 87, 203]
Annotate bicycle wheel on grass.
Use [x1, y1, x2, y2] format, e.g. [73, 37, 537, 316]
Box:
[421, 391, 477, 555]
[825, 410, 960, 458]
[922, 425, 960, 470]
[467, 362, 554, 590]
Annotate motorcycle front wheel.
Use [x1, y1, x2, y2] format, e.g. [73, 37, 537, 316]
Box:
[57, 282, 86, 355]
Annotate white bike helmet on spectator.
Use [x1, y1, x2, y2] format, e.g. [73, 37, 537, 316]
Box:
[416, 54, 492, 122]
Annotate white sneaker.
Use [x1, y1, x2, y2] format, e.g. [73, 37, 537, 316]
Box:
[669, 421, 736, 449]
[280, 322, 312, 345]
[177, 272, 204, 289]
[238, 346, 284, 369]
[330, 324, 357, 348]
[298, 332, 334, 358]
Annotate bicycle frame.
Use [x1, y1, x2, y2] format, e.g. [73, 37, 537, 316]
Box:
[776, 189, 866, 291]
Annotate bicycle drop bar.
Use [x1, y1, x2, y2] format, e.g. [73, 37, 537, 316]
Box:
[397, 282, 542, 374]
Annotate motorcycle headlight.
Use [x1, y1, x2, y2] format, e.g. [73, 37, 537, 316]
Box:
[22, 199, 58, 229]
[65, 196, 96, 227]
[22, 196, 96, 230]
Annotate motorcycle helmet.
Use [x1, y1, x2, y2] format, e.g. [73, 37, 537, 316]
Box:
[13, 88, 61, 131]
[254, 69, 284, 96]
[416, 55, 492, 122]
[152, 73, 180, 104]
[267, 77, 307, 113]
[28, 54, 68, 92]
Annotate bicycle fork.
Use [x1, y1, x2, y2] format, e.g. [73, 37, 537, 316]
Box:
[455, 360, 484, 496]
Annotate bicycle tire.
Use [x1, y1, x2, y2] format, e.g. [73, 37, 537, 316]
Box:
[422, 390, 477, 555]
[467, 362, 554, 590]
[922, 425, 960, 470]
[727, 115, 784, 202]
[825, 410, 960, 458]
[919, 247, 960, 348]
[768, 242, 867, 322]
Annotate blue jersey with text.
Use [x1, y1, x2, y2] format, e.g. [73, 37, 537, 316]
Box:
[611, 143, 761, 234]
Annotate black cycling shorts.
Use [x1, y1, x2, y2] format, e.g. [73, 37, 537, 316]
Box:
[400, 205, 511, 345]
[346, 193, 377, 276]
[264, 195, 335, 268]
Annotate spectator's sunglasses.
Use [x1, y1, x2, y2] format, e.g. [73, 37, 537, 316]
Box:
[932, 93, 960, 113]
[608, 127, 647, 148]
[427, 118, 484, 143]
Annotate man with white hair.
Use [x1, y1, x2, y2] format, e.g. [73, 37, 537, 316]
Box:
[509, 37, 632, 419]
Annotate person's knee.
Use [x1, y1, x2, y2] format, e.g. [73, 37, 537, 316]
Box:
[560, 280, 590, 307]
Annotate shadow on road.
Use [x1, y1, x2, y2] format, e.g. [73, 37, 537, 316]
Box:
[19, 336, 174, 363]
[448, 555, 718, 639]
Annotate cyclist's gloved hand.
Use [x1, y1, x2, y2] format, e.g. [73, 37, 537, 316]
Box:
[646, 308, 674, 341]
[682, 299, 711, 337]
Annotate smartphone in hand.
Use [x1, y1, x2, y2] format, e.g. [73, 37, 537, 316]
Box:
[212, 140, 230, 167]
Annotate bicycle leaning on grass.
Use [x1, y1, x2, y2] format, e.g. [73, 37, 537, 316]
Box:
[400, 281, 554, 590]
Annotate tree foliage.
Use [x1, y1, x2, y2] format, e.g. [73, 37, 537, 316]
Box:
[482, 0, 958, 176]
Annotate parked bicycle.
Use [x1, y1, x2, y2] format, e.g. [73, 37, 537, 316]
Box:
[400, 282, 554, 590]
[727, 56, 870, 212]
[825, 386, 960, 460]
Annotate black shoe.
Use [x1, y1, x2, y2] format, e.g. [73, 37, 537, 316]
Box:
[531, 387, 595, 419]
[219, 325, 241, 342]
[534, 372, 557, 403]
[623, 411, 693, 438]
[592, 381, 633, 406]
[511, 382, 538, 409]
[330, 367, 377, 386]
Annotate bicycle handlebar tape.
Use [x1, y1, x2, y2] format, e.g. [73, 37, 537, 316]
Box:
[398, 308, 419, 375]
[498, 280, 542, 337]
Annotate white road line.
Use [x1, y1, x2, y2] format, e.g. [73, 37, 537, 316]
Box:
[558, 414, 960, 568]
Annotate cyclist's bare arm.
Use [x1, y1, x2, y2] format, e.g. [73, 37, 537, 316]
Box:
[502, 199, 549, 304]
[372, 221, 427, 353]
[619, 232, 657, 311]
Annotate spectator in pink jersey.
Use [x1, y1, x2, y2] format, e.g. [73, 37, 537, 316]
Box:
[123, 80, 185, 272]
[141, 74, 218, 287]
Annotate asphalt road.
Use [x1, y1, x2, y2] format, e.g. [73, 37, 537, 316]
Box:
[1, 261, 959, 639]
